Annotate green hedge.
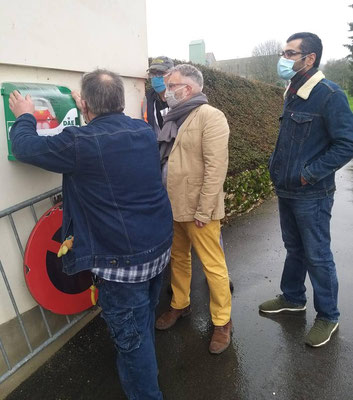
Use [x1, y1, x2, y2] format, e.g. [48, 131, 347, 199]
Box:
[195, 65, 282, 217]
[190, 64, 283, 175]
[224, 165, 273, 220]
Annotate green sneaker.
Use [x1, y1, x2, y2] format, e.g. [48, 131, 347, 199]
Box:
[304, 319, 339, 347]
[259, 295, 306, 314]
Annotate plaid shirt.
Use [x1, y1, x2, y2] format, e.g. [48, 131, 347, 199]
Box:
[91, 247, 171, 283]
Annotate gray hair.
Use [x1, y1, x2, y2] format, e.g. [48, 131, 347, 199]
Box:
[172, 64, 204, 90]
[81, 69, 125, 115]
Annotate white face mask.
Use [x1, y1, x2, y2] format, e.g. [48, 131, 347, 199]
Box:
[165, 85, 186, 108]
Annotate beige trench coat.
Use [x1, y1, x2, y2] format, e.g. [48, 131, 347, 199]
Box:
[167, 104, 229, 223]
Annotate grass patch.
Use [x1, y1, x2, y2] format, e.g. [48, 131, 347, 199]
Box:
[345, 91, 353, 111]
[347, 93, 353, 111]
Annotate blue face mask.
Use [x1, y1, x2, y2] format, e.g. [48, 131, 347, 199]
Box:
[277, 58, 297, 80]
[151, 76, 166, 93]
[277, 55, 307, 81]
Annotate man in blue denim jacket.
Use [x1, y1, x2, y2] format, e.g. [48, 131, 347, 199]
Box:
[259, 33, 353, 347]
[9, 69, 173, 399]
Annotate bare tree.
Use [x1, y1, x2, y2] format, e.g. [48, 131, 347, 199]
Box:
[252, 40, 282, 57]
[250, 40, 283, 85]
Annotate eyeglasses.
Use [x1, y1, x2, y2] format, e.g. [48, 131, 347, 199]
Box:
[279, 50, 307, 58]
[166, 83, 188, 90]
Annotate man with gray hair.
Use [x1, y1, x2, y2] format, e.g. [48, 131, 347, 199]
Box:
[8, 69, 173, 399]
[155, 64, 232, 354]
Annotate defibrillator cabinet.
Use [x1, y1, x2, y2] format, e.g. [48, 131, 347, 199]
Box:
[1, 82, 80, 160]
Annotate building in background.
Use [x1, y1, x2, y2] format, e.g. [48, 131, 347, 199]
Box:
[189, 40, 284, 86]
[189, 40, 206, 66]
[189, 39, 255, 78]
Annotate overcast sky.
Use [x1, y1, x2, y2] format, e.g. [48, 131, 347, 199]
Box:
[146, 0, 352, 65]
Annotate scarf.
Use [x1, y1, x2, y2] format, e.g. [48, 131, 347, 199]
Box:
[158, 93, 208, 166]
[286, 67, 318, 97]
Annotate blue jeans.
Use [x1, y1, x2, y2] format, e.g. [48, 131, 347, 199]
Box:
[98, 273, 163, 400]
[278, 196, 339, 323]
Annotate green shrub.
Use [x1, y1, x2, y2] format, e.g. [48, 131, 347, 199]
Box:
[223, 165, 273, 221]
[196, 65, 283, 175]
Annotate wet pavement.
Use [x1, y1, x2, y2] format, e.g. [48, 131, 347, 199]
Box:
[6, 163, 353, 400]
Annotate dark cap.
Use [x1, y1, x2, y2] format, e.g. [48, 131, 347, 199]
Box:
[147, 56, 174, 73]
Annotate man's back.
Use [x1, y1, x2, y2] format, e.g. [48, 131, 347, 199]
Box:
[11, 112, 173, 274]
[9, 69, 171, 399]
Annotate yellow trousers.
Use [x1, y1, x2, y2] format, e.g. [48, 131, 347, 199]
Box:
[170, 220, 232, 326]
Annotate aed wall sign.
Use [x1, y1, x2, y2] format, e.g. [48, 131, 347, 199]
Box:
[1, 82, 80, 160]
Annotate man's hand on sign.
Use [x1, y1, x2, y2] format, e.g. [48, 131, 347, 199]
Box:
[71, 90, 91, 123]
[71, 91, 83, 112]
[9, 90, 35, 118]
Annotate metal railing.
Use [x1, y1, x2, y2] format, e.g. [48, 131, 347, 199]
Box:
[0, 187, 88, 384]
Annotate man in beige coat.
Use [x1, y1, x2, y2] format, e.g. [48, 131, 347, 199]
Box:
[155, 64, 232, 354]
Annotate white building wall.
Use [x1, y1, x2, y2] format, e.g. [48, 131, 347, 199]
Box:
[0, 0, 148, 325]
[0, 0, 148, 78]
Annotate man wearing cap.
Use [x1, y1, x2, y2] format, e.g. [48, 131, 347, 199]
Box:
[142, 56, 174, 137]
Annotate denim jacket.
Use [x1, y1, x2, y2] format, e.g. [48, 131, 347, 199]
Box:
[10, 112, 173, 275]
[269, 71, 353, 199]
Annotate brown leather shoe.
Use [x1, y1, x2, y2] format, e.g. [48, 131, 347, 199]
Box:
[209, 319, 232, 354]
[155, 306, 191, 330]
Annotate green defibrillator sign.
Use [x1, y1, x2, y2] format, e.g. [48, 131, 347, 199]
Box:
[1, 82, 80, 160]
